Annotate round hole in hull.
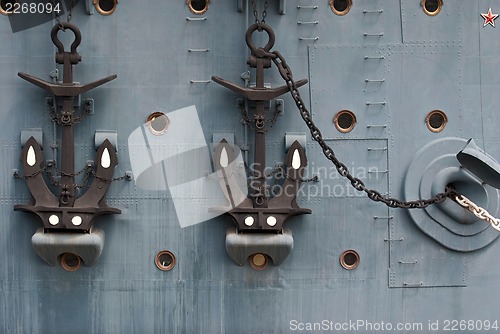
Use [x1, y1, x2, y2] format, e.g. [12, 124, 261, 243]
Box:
[155, 250, 176, 271]
[60, 253, 82, 272]
[248, 253, 269, 270]
[340, 249, 360, 270]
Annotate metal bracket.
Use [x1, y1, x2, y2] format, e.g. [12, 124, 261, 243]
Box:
[279, 0, 286, 15]
[83, 98, 94, 115]
[225, 227, 293, 266]
[21, 129, 43, 148]
[31, 227, 104, 266]
[85, 0, 94, 15]
[212, 132, 235, 146]
[237, 0, 286, 15]
[285, 132, 306, 151]
[275, 98, 284, 115]
[237, 0, 243, 13]
[95, 130, 118, 150]
[48, 96, 94, 116]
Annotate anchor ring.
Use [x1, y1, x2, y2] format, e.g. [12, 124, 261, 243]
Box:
[61, 194, 70, 205]
[255, 119, 265, 129]
[255, 195, 265, 206]
[61, 114, 71, 124]
[245, 23, 275, 57]
[51, 22, 82, 62]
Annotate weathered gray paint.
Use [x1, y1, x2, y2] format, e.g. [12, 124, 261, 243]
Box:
[2, 0, 500, 333]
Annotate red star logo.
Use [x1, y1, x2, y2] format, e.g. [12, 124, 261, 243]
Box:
[481, 8, 499, 27]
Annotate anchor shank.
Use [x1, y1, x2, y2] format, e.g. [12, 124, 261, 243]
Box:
[60, 97, 75, 206]
[63, 53, 73, 84]
[256, 56, 265, 88]
[58, 33, 77, 207]
[253, 58, 267, 207]
[254, 101, 267, 207]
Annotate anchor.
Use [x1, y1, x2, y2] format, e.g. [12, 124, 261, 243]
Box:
[212, 23, 311, 267]
[14, 23, 119, 266]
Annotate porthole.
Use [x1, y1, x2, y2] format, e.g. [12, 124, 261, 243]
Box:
[146, 112, 170, 136]
[329, 0, 352, 16]
[60, 253, 81, 272]
[93, 0, 118, 15]
[155, 250, 176, 271]
[421, 0, 442, 16]
[187, 0, 209, 15]
[334, 110, 357, 133]
[340, 249, 360, 270]
[425, 110, 447, 132]
[248, 253, 269, 271]
[0, 0, 18, 16]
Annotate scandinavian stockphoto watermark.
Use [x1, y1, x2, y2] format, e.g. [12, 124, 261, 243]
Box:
[290, 319, 424, 332]
[245, 161, 384, 201]
[127, 105, 385, 228]
[289, 319, 499, 332]
[127, 105, 248, 228]
[299, 161, 384, 200]
[5, 0, 71, 33]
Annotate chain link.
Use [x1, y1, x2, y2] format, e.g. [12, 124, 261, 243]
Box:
[52, 0, 77, 29]
[47, 97, 93, 125]
[453, 194, 500, 231]
[14, 161, 130, 189]
[244, 162, 282, 179]
[269, 50, 456, 209]
[239, 100, 281, 133]
[252, 0, 268, 25]
[13, 167, 46, 180]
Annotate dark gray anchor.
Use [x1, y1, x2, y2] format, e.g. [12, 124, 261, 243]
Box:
[212, 23, 311, 267]
[14, 23, 119, 266]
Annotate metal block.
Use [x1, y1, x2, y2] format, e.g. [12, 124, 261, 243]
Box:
[285, 132, 306, 151]
[236, 0, 243, 12]
[85, 0, 94, 14]
[95, 130, 117, 150]
[31, 227, 105, 266]
[279, 0, 286, 15]
[225, 227, 294, 266]
[212, 132, 234, 146]
[275, 98, 284, 115]
[83, 98, 94, 115]
[20, 128, 43, 148]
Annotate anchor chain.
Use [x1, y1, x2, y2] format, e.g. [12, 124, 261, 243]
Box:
[52, 0, 78, 29]
[453, 194, 500, 231]
[269, 50, 456, 209]
[236, 22, 500, 230]
[47, 96, 93, 125]
[270, 48, 500, 228]
[252, 0, 268, 26]
[14, 162, 130, 188]
[238, 99, 281, 133]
